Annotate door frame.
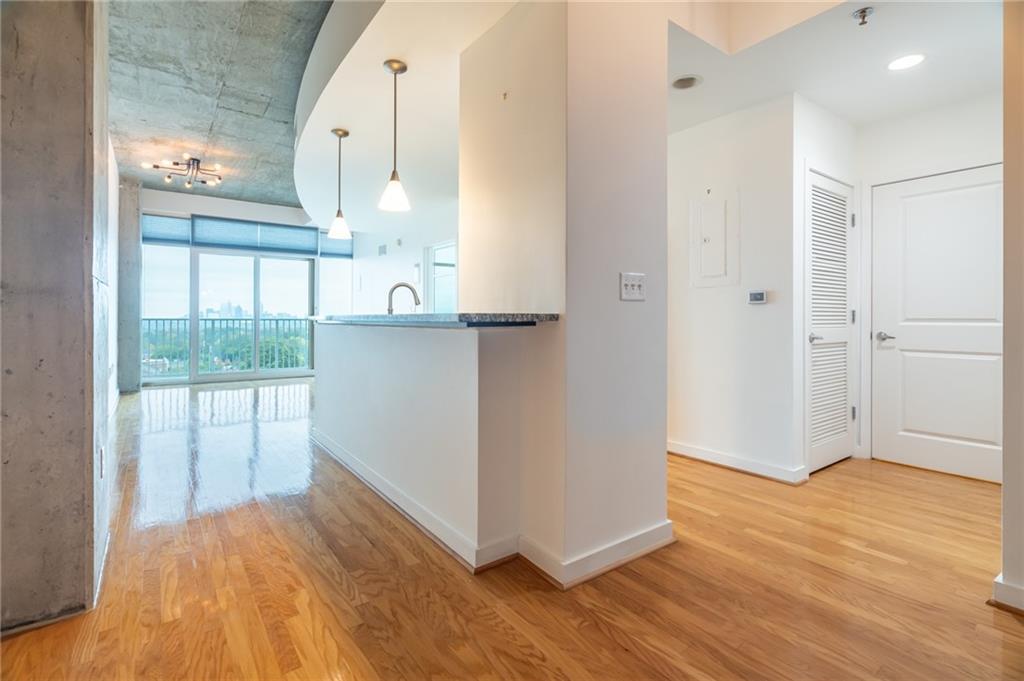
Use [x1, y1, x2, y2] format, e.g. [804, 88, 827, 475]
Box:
[856, 162, 1004, 462]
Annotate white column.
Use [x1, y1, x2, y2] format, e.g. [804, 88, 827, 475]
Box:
[995, 0, 1024, 611]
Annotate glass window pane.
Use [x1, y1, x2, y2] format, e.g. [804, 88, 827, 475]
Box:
[198, 253, 254, 374]
[431, 243, 457, 313]
[319, 258, 353, 316]
[259, 258, 311, 371]
[141, 244, 190, 379]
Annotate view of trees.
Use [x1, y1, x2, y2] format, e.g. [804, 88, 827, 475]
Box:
[141, 318, 309, 378]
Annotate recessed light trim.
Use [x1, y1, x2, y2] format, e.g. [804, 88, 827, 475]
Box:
[672, 75, 703, 90]
[888, 54, 924, 71]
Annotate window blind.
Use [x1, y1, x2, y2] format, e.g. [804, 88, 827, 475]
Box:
[319, 232, 353, 258]
[141, 214, 190, 244]
[142, 213, 351, 258]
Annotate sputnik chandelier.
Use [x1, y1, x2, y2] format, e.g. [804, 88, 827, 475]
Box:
[142, 153, 223, 188]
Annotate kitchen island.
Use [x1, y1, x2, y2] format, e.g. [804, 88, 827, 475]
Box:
[311, 314, 561, 571]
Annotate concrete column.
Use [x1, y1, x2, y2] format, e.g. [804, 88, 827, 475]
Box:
[1, 1, 106, 630]
[995, 0, 1024, 611]
[118, 178, 142, 393]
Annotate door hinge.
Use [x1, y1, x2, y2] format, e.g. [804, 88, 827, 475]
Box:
[850, 309, 856, 323]
[851, 405, 857, 420]
[851, 213, 856, 228]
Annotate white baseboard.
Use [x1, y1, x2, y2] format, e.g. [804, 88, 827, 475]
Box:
[312, 429, 675, 587]
[668, 440, 808, 484]
[993, 573, 1024, 610]
[475, 535, 519, 567]
[519, 520, 675, 589]
[311, 428, 480, 567]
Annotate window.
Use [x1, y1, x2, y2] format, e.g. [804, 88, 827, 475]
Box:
[141, 244, 190, 379]
[140, 213, 351, 383]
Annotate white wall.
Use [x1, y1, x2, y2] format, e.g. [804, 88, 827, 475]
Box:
[351, 220, 454, 314]
[561, 1, 676, 568]
[857, 92, 1002, 187]
[313, 324, 481, 563]
[668, 96, 800, 478]
[670, 92, 997, 481]
[458, 1, 566, 314]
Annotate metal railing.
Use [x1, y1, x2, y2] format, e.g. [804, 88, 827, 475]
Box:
[141, 318, 189, 378]
[141, 317, 310, 379]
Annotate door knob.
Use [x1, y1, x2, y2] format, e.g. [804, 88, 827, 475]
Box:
[808, 333, 823, 343]
[876, 331, 896, 341]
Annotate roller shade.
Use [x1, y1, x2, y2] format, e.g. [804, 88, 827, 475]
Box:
[141, 214, 190, 245]
[319, 232, 353, 258]
[142, 213, 350, 258]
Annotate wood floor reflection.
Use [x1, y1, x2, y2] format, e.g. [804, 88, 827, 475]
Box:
[2, 378, 1022, 680]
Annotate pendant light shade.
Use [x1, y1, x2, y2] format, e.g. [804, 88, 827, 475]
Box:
[379, 169, 410, 212]
[327, 210, 351, 240]
[328, 128, 353, 240]
[379, 59, 410, 212]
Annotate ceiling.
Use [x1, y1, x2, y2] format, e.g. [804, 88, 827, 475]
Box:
[668, 1, 1002, 133]
[109, 0, 330, 207]
[292, 1, 512, 233]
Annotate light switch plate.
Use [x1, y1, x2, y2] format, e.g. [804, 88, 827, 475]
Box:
[620, 272, 646, 301]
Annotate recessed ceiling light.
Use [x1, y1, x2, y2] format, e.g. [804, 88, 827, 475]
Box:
[672, 75, 702, 90]
[888, 54, 925, 71]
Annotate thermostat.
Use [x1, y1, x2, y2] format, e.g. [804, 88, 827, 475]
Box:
[748, 290, 767, 304]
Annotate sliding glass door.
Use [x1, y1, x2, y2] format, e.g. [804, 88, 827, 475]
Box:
[140, 214, 340, 385]
[191, 251, 313, 381]
[196, 252, 256, 376]
[258, 257, 313, 372]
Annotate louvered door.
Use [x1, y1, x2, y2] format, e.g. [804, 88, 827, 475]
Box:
[805, 171, 855, 472]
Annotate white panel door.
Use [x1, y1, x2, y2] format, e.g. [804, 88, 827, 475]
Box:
[805, 172, 856, 472]
[872, 165, 1003, 482]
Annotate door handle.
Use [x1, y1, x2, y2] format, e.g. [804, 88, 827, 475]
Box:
[876, 331, 896, 342]
[808, 333, 823, 343]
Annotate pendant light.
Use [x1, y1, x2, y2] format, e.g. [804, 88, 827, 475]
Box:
[378, 58, 410, 212]
[327, 128, 353, 240]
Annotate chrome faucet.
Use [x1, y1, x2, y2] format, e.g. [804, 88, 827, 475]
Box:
[387, 282, 421, 315]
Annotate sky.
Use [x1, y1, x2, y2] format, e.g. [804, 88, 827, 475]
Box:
[142, 245, 324, 318]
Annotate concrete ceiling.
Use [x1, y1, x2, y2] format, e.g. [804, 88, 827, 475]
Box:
[109, 0, 331, 207]
[669, 0, 1002, 132]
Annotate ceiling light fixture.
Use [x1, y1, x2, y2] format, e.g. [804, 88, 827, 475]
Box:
[327, 128, 353, 240]
[142, 155, 222, 188]
[888, 54, 925, 71]
[378, 58, 410, 212]
[852, 7, 874, 26]
[672, 75, 703, 90]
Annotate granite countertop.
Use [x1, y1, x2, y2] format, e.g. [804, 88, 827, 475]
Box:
[317, 313, 559, 329]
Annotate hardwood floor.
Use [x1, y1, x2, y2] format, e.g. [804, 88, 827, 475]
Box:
[2, 379, 1022, 680]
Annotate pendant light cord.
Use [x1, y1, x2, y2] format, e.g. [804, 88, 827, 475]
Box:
[392, 72, 398, 172]
[336, 134, 342, 212]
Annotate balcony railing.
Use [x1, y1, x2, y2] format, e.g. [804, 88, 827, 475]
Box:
[141, 317, 311, 379]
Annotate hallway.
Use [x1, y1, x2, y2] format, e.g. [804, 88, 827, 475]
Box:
[2, 379, 1021, 680]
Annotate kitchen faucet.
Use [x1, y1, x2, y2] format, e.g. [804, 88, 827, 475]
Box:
[387, 282, 421, 315]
